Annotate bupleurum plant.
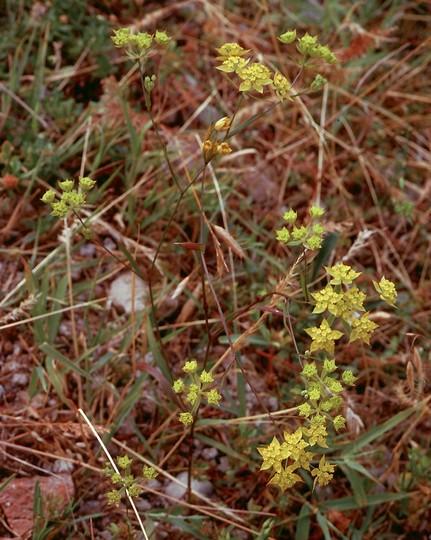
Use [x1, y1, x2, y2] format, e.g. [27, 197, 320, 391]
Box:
[258, 209, 398, 491]
[106, 27, 343, 495]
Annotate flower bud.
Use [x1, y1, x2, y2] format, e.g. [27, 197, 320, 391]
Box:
[79, 176, 96, 190]
[154, 30, 170, 45]
[310, 74, 327, 91]
[144, 75, 156, 93]
[58, 179, 74, 192]
[41, 190, 56, 204]
[218, 142, 232, 155]
[214, 116, 232, 131]
[278, 30, 296, 44]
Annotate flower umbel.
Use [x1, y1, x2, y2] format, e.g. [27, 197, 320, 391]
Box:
[237, 62, 273, 93]
[305, 319, 343, 355]
[311, 455, 335, 488]
[273, 71, 292, 101]
[373, 277, 397, 307]
[349, 312, 378, 344]
[326, 264, 361, 285]
[41, 177, 95, 219]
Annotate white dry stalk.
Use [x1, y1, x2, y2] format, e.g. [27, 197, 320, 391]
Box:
[342, 229, 375, 262]
[78, 409, 150, 540]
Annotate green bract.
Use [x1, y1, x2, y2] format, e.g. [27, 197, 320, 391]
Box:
[154, 30, 170, 45]
[41, 189, 56, 204]
[278, 30, 296, 44]
[58, 179, 74, 192]
[79, 176, 96, 190]
[310, 74, 328, 91]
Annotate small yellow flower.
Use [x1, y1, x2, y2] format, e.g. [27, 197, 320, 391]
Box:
[331, 286, 366, 321]
[179, 412, 193, 426]
[41, 190, 56, 204]
[342, 370, 356, 386]
[215, 43, 250, 59]
[272, 71, 292, 101]
[291, 225, 309, 242]
[79, 176, 96, 190]
[373, 276, 397, 307]
[117, 455, 132, 469]
[111, 27, 131, 48]
[154, 30, 170, 45]
[283, 427, 309, 461]
[326, 264, 361, 285]
[258, 437, 290, 473]
[106, 489, 122, 505]
[199, 370, 213, 384]
[173, 378, 186, 393]
[312, 284, 342, 315]
[268, 464, 302, 491]
[276, 227, 290, 243]
[206, 389, 222, 406]
[349, 312, 378, 344]
[333, 415, 346, 431]
[143, 465, 158, 480]
[58, 179, 74, 192]
[237, 62, 273, 93]
[301, 362, 318, 378]
[303, 423, 328, 447]
[283, 209, 297, 223]
[311, 455, 335, 487]
[214, 116, 232, 131]
[297, 33, 318, 56]
[183, 360, 198, 374]
[297, 402, 313, 417]
[217, 142, 232, 155]
[309, 204, 325, 218]
[305, 319, 343, 355]
[216, 56, 249, 73]
[129, 32, 153, 51]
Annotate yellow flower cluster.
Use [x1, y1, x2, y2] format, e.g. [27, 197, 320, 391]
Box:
[173, 361, 222, 426]
[103, 455, 157, 506]
[215, 31, 336, 99]
[216, 41, 288, 98]
[258, 425, 337, 491]
[111, 28, 170, 60]
[276, 204, 326, 250]
[201, 139, 232, 164]
[41, 176, 95, 219]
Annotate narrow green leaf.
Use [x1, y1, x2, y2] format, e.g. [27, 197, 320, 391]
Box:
[40, 342, 91, 379]
[295, 503, 311, 540]
[339, 404, 419, 455]
[45, 357, 67, 405]
[0, 474, 16, 494]
[319, 491, 410, 512]
[340, 464, 368, 507]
